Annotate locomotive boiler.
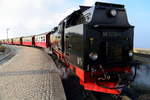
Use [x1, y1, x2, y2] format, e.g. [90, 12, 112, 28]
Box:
[50, 2, 134, 94]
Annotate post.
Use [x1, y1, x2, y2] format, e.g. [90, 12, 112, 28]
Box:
[6, 28, 9, 39]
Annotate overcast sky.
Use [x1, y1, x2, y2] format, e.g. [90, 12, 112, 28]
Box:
[0, 0, 149, 48]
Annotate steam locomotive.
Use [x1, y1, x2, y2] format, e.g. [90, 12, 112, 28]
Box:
[0, 2, 135, 95]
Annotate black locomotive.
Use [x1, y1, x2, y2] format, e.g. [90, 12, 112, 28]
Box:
[50, 2, 134, 94]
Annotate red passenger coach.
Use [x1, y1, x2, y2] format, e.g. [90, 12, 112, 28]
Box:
[12, 37, 22, 45]
[0, 40, 2, 44]
[2, 40, 5, 44]
[22, 36, 34, 46]
[7, 39, 13, 44]
[34, 32, 50, 48]
[3, 40, 7, 44]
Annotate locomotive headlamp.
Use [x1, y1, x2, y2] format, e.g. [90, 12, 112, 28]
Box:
[129, 51, 133, 57]
[89, 52, 98, 61]
[110, 9, 117, 17]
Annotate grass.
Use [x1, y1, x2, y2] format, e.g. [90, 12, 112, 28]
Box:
[0, 45, 5, 52]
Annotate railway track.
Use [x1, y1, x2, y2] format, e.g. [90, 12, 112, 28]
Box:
[0, 45, 16, 64]
[134, 53, 150, 64]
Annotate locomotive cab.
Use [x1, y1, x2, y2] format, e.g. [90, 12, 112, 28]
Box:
[53, 2, 134, 94]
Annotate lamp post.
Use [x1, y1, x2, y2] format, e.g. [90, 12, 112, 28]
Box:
[6, 28, 10, 39]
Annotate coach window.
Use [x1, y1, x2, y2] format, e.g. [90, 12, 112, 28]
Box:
[43, 36, 45, 42]
[38, 37, 39, 41]
[65, 10, 83, 28]
[52, 27, 58, 33]
[35, 37, 37, 41]
[40, 37, 42, 42]
[36, 37, 38, 41]
[44, 36, 46, 42]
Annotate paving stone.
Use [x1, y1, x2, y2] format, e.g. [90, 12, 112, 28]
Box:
[0, 46, 66, 100]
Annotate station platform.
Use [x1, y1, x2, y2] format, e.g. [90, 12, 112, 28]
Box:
[0, 46, 66, 100]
